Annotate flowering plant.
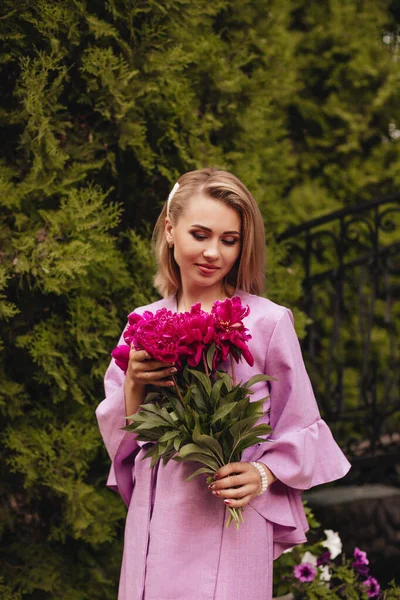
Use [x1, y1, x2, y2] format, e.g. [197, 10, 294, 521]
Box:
[273, 508, 400, 599]
[112, 297, 273, 528]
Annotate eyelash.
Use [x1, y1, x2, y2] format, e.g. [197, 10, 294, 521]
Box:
[191, 232, 238, 246]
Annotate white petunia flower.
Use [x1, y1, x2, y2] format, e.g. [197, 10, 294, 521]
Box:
[301, 551, 317, 567]
[322, 529, 342, 559]
[319, 565, 332, 582]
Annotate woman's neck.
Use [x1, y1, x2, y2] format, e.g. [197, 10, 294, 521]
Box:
[176, 283, 236, 313]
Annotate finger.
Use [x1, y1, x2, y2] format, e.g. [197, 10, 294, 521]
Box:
[140, 366, 177, 381]
[130, 349, 151, 362]
[139, 360, 175, 371]
[224, 494, 254, 509]
[212, 484, 254, 500]
[137, 375, 175, 388]
[130, 349, 175, 368]
[210, 473, 248, 490]
[136, 370, 176, 388]
[214, 462, 245, 480]
[153, 379, 176, 388]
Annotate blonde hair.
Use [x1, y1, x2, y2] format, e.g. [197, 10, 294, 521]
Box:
[152, 168, 266, 298]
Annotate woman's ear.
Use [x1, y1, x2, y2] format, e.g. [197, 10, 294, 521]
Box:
[165, 218, 174, 247]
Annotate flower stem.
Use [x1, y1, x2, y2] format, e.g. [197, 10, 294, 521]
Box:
[225, 507, 244, 529]
[172, 375, 185, 407]
[230, 353, 236, 386]
[202, 351, 209, 377]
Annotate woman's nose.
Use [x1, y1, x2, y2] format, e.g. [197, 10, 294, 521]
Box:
[203, 243, 219, 259]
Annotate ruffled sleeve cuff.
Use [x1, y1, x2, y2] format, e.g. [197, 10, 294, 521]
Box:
[246, 419, 350, 559]
[257, 418, 351, 490]
[249, 482, 309, 559]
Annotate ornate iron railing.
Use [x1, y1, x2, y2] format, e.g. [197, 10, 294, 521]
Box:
[277, 194, 400, 482]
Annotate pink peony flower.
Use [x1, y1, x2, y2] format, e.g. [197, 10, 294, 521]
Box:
[294, 562, 317, 583]
[112, 296, 254, 373]
[211, 297, 254, 367]
[362, 576, 380, 598]
[179, 303, 215, 367]
[111, 344, 130, 373]
[124, 308, 187, 366]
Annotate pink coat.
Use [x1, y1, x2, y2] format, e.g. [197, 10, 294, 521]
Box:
[96, 291, 351, 600]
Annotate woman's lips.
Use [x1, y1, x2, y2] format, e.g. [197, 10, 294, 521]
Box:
[196, 264, 220, 275]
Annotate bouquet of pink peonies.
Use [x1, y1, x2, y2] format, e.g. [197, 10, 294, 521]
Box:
[112, 297, 273, 528]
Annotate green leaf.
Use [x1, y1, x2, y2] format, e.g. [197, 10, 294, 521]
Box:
[235, 435, 270, 456]
[173, 436, 183, 451]
[191, 385, 208, 412]
[243, 398, 268, 418]
[243, 374, 277, 388]
[169, 394, 186, 422]
[229, 416, 260, 437]
[192, 430, 224, 465]
[210, 402, 237, 424]
[161, 446, 177, 466]
[158, 430, 179, 442]
[144, 391, 163, 403]
[185, 466, 215, 481]
[174, 452, 220, 472]
[206, 343, 216, 371]
[178, 443, 205, 457]
[159, 406, 176, 425]
[187, 368, 212, 396]
[184, 406, 195, 429]
[211, 377, 226, 402]
[132, 419, 171, 430]
[215, 370, 232, 391]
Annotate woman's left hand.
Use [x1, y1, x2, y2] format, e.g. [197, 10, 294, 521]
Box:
[208, 462, 275, 508]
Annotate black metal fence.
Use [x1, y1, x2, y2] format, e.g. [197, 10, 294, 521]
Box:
[278, 194, 400, 483]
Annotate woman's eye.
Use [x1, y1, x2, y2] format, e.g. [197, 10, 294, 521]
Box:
[191, 232, 239, 245]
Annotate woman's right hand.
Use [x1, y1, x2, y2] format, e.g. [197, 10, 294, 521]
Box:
[124, 348, 176, 418]
[125, 348, 177, 389]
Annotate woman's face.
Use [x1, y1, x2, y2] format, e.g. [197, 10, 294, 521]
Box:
[165, 194, 242, 294]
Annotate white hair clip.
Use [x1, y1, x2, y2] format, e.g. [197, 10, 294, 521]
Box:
[166, 182, 180, 217]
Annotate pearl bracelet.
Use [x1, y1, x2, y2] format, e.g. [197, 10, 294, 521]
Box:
[250, 462, 269, 496]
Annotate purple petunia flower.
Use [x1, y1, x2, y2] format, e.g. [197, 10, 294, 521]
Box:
[353, 561, 370, 577]
[362, 576, 380, 598]
[294, 563, 317, 583]
[353, 547, 369, 565]
[317, 551, 331, 566]
[352, 547, 370, 577]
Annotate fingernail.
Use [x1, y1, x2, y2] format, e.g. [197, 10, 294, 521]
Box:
[208, 484, 215, 490]
[171, 368, 177, 373]
[224, 499, 232, 505]
[213, 474, 220, 480]
[212, 490, 220, 496]
[168, 381, 175, 387]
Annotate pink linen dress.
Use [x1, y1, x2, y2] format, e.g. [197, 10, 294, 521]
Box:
[96, 291, 351, 600]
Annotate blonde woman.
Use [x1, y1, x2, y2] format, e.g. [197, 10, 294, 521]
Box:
[96, 168, 350, 600]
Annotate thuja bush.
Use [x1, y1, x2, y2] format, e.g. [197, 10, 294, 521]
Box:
[0, 1, 297, 597]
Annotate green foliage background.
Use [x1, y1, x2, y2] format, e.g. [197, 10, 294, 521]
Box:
[1, 0, 400, 597]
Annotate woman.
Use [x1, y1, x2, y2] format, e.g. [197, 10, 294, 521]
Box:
[96, 168, 350, 599]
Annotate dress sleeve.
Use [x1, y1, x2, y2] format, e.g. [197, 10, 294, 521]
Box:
[257, 309, 351, 490]
[95, 330, 141, 507]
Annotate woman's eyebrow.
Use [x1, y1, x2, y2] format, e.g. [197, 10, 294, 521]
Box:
[191, 224, 241, 235]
